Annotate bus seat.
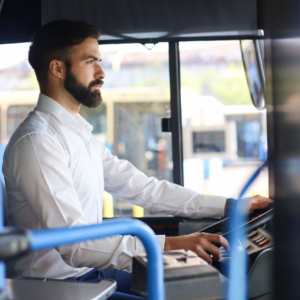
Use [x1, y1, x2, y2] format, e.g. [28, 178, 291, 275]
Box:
[248, 248, 273, 300]
[5, 277, 117, 300]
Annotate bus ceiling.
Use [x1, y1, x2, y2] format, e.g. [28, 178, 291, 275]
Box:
[0, 0, 263, 45]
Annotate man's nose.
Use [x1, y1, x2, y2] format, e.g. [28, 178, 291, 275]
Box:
[95, 64, 105, 80]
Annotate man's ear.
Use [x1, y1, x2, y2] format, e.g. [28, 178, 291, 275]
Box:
[49, 60, 66, 80]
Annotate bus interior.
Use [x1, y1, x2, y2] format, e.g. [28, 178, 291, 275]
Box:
[0, 0, 298, 299]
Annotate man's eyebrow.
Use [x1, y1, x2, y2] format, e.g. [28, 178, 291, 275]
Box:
[82, 55, 102, 62]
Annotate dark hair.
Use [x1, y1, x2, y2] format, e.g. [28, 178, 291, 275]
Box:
[28, 19, 100, 84]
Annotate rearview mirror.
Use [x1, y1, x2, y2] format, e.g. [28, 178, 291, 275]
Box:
[240, 40, 265, 110]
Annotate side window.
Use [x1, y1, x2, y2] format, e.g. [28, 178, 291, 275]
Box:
[0, 42, 39, 182]
[179, 41, 268, 199]
[7, 105, 35, 140]
[79, 104, 107, 146]
[81, 43, 172, 217]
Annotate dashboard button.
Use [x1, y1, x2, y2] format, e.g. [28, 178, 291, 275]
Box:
[248, 231, 258, 238]
[255, 237, 266, 244]
[258, 239, 269, 247]
[253, 235, 264, 243]
[220, 247, 226, 253]
[245, 245, 252, 251]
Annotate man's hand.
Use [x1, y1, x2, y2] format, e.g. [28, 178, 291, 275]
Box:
[248, 194, 272, 214]
[164, 233, 230, 265]
[225, 195, 272, 215]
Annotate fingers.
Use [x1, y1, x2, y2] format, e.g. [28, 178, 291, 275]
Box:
[202, 242, 222, 261]
[164, 233, 230, 264]
[253, 194, 272, 204]
[193, 233, 230, 263]
[194, 246, 213, 264]
[249, 194, 272, 213]
[205, 233, 230, 252]
[256, 200, 271, 209]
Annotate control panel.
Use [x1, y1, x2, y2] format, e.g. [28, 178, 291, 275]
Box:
[132, 250, 227, 300]
[245, 227, 273, 255]
[220, 227, 273, 258]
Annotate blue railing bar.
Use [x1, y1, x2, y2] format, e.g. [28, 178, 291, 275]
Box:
[238, 160, 268, 201]
[228, 160, 268, 300]
[30, 218, 164, 300]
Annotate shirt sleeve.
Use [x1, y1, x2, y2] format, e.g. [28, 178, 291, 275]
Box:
[6, 133, 162, 271]
[100, 142, 227, 219]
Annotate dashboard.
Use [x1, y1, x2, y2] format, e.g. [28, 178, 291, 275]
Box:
[199, 207, 274, 260]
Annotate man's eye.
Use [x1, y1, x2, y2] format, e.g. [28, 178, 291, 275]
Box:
[88, 60, 94, 64]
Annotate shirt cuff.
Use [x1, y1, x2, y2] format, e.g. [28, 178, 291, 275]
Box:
[155, 235, 165, 251]
[224, 198, 238, 217]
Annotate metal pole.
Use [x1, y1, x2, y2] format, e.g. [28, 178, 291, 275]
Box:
[168, 42, 184, 186]
[30, 218, 164, 300]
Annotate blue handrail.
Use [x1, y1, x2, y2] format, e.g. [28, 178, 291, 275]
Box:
[29, 218, 164, 300]
[228, 160, 268, 300]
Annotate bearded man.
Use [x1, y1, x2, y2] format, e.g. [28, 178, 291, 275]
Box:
[2, 20, 271, 300]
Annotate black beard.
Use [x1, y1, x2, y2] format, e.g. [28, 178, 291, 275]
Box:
[64, 65, 103, 108]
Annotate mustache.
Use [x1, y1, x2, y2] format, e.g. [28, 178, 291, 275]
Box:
[89, 79, 104, 88]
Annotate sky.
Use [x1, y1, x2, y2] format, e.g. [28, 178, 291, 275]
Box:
[0, 43, 30, 70]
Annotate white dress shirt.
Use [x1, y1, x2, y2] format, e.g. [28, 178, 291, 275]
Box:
[2, 94, 226, 279]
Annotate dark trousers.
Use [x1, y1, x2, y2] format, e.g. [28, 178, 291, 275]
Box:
[67, 269, 145, 300]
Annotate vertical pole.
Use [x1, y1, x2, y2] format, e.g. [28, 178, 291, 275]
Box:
[168, 42, 184, 186]
[261, 0, 300, 299]
[269, 38, 300, 300]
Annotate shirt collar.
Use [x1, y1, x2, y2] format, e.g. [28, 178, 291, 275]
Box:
[76, 114, 94, 132]
[35, 93, 93, 132]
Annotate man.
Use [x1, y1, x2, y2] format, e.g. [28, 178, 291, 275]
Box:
[2, 20, 271, 299]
